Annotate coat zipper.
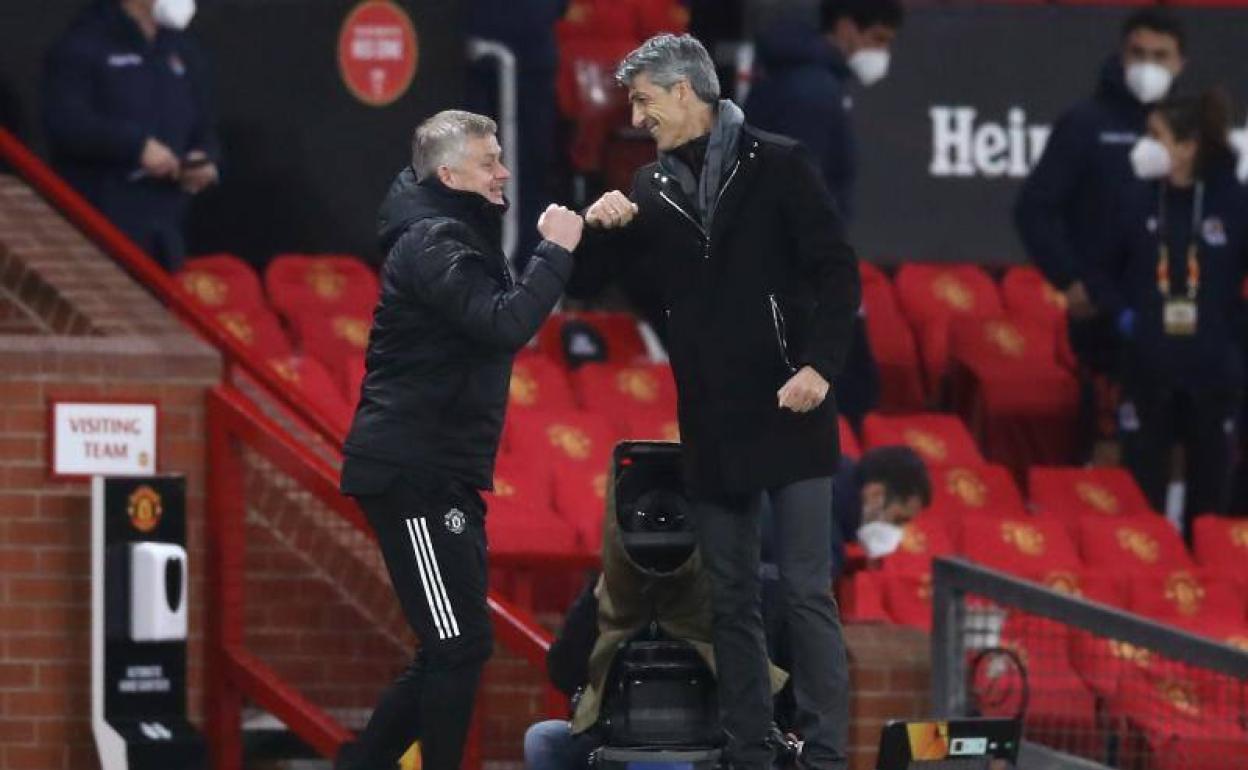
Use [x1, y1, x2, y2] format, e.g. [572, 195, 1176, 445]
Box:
[768, 293, 796, 373]
[656, 159, 743, 261]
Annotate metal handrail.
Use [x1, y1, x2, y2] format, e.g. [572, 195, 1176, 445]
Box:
[206, 384, 560, 768]
[0, 127, 346, 448]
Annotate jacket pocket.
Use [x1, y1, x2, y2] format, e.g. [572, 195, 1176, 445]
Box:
[768, 294, 797, 374]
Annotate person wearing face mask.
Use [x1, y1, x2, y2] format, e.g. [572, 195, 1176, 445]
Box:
[43, 0, 219, 271]
[1085, 90, 1247, 539]
[338, 111, 584, 770]
[745, 0, 903, 223]
[742, 0, 901, 427]
[1014, 10, 1186, 457]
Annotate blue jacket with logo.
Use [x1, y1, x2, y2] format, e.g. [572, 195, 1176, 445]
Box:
[1014, 56, 1149, 291]
[42, 1, 218, 251]
[1085, 161, 1248, 389]
[745, 19, 856, 222]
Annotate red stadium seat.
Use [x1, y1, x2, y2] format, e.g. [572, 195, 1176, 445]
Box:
[878, 514, 955, 576]
[1039, 568, 1125, 608]
[485, 456, 579, 558]
[287, 310, 372, 383]
[264, 254, 379, 319]
[1108, 667, 1248, 770]
[979, 614, 1100, 757]
[573, 362, 677, 423]
[894, 264, 1004, 325]
[894, 264, 1005, 390]
[926, 464, 1027, 520]
[861, 413, 984, 468]
[343, 354, 365, 408]
[946, 317, 1080, 479]
[267, 355, 354, 434]
[509, 354, 578, 413]
[881, 572, 932, 630]
[838, 570, 888, 623]
[1077, 515, 1194, 577]
[215, 307, 293, 359]
[621, 412, 681, 443]
[1001, 266, 1067, 330]
[538, 312, 650, 368]
[553, 464, 612, 548]
[863, 304, 927, 411]
[1192, 515, 1248, 575]
[1028, 467, 1155, 521]
[504, 410, 618, 472]
[959, 514, 1083, 581]
[1127, 570, 1245, 635]
[178, 253, 266, 311]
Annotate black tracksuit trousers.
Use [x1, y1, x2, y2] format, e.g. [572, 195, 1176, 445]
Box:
[337, 467, 494, 770]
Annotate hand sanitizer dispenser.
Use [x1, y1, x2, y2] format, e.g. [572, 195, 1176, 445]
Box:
[128, 542, 187, 643]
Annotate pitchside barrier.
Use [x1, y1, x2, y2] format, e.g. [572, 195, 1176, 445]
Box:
[931, 557, 1248, 770]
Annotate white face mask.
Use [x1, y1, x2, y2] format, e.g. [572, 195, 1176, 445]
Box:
[1125, 62, 1173, 105]
[1130, 137, 1172, 180]
[848, 48, 890, 88]
[153, 0, 197, 30]
[857, 520, 905, 559]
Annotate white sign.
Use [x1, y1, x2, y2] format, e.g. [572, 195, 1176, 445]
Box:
[52, 402, 157, 477]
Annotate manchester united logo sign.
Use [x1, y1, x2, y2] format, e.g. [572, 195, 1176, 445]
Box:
[128, 486, 164, 533]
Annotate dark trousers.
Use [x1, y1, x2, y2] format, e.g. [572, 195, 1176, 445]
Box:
[694, 477, 849, 770]
[337, 474, 494, 770]
[1120, 379, 1240, 538]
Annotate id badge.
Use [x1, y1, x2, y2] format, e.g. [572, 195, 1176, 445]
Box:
[1163, 299, 1198, 336]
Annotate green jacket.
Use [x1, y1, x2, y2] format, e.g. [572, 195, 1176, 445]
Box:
[571, 465, 788, 733]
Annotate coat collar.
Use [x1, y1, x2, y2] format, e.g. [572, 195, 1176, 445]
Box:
[646, 125, 766, 239]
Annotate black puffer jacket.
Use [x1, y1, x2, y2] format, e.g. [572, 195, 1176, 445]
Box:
[342, 168, 573, 490]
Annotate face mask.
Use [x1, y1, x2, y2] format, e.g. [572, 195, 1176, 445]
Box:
[1130, 137, 1172, 180]
[857, 520, 905, 559]
[848, 48, 890, 87]
[1125, 62, 1172, 105]
[153, 0, 197, 30]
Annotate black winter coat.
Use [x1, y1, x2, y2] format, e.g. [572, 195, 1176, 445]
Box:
[1014, 56, 1150, 291]
[745, 19, 857, 221]
[342, 170, 573, 490]
[580, 126, 860, 498]
[43, 1, 218, 257]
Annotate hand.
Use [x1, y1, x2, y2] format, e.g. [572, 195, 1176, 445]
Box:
[140, 138, 180, 179]
[180, 151, 218, 194]
[1064, 281, 1096, 321]
[585, 190, 638, 229]
[777, 366, 829, 413]
[537, 204, 584, 252]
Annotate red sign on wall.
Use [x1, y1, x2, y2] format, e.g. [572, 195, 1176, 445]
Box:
[338, 0, 419, 107]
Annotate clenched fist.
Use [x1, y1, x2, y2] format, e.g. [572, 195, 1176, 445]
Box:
[586, 190, 638, 229]
[537, 204, 584, 252]
[778, 366, 830, 413]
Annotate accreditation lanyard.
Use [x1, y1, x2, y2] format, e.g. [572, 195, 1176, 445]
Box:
[1155, 181, 1203, 301]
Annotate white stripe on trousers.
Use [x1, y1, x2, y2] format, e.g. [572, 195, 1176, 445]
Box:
[405, 517, 456, 640]
[417, 518, 461, 637]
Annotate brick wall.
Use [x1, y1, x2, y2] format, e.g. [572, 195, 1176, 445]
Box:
[845, 624, 933, 770]
[0, 174, 221, 770]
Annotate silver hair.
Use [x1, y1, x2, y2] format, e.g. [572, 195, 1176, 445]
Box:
[615, 33, 720, 104]
[411, 110, 498, 180]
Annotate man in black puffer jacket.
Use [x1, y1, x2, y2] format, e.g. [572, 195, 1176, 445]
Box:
[336, 110, 583, 770]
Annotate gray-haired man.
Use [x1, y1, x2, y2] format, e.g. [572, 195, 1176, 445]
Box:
[337, 110, 582, 770]
[580, 34, 858, 770]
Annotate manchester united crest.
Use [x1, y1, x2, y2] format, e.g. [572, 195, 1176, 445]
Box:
[444, 508, 466, 535]
[127, 485, 164, 533]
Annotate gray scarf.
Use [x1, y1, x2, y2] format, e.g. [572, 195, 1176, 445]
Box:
[659, 99, 746, 226]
